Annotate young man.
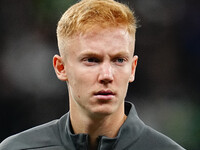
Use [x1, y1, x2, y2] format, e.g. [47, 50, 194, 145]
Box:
[0, 0, 185, 150]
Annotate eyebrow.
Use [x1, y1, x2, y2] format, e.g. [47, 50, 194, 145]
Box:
[79, 52, 101, 59]
[112, 51, 130, 58]
[79, 50, 130, 58]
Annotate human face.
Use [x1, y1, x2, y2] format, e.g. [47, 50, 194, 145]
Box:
[62, 27, 137, 117]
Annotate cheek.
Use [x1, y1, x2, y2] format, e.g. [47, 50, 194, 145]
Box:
[115, 66, 132, 83]
[68, 68, 95, 93]
[67, 73, 85, 102]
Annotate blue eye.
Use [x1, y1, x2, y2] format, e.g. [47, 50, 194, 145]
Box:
[113, 57, 127, 65]
[116, 58, 124, 63]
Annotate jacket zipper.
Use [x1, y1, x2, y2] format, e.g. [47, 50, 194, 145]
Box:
[97, 136, 102, 150]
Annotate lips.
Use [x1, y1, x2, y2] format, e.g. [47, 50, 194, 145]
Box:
[94, 90, 115, 100]
[95, 90, 114, 95]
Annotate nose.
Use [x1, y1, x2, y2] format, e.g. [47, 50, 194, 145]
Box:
[98, 62, 114, 84]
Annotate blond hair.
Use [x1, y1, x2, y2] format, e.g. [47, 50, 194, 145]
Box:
[57, 0, 137, 53]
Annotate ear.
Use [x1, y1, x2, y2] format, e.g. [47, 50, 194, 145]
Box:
[53, 54, 68, 81]
[129, 55, 138, 82]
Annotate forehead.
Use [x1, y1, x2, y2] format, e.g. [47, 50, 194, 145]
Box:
[63, 27, 135, 56]
[83, 27, 131, 43]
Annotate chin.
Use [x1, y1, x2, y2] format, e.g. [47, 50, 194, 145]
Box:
[89, 104, 116, 117]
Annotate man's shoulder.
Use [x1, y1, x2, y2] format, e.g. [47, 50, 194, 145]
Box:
[0, 119, 64, 150]
[137, 125, 185, 150]
[123, 101, 185, 150]
[119, 120, 185, 150]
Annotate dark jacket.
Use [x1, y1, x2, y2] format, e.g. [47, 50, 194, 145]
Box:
[0, 101, 185, 150]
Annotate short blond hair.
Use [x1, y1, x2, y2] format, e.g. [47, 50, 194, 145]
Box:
[57, 0, 137, 53]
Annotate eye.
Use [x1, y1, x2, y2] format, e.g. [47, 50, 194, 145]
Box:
[113, 58, 126, 65]
[116, 58, 125, 63]
[87, 58, 99, 63]
[82, 57, 100, 66]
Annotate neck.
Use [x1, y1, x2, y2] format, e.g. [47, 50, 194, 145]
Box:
[70, 104, 127, 150]
[89, 114, 127, 150]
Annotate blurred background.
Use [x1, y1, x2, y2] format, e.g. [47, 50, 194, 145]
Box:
[0, 0, 199, 149]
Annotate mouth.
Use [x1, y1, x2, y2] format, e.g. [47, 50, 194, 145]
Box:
[94, 90, 115, 100]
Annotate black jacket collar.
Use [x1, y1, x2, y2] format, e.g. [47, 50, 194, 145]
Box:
[58, 101, 145, 150]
